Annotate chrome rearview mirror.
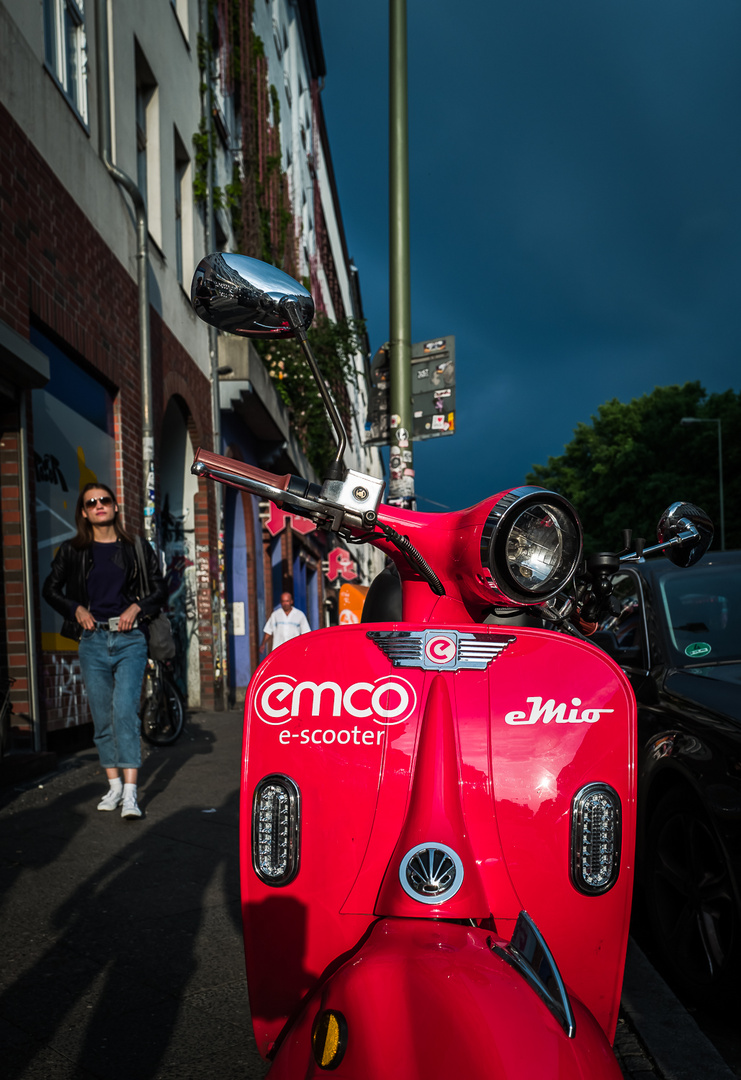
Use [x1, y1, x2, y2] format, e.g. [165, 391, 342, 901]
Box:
[656, 501, 714, 567]
[191, 252, 314, 338]
[191, 252, 348, 482]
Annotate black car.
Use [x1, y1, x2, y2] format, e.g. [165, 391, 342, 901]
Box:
[593, 550, 741, 1002]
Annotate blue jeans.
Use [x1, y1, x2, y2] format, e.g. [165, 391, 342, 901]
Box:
[78, 629, 148, 769]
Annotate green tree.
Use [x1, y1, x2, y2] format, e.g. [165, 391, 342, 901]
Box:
[526, 382, 741, 553]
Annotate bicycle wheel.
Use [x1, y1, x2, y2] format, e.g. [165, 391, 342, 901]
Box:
[141, 668, 185, 745]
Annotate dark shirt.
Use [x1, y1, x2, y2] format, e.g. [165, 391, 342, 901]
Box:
[42, 536, 166, 641]
[87, 542, 128, 621]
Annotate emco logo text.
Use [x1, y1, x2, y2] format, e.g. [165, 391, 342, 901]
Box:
[255, 674, 417, 726]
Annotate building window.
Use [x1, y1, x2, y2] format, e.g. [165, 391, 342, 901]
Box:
[170, 0, 189, 42]
[174, 129, 190, 285]
[135, 43, 161, 243]
[136, 87, 148, 204]
[272, 17, 283, 58]
[43, 0, 89, 125]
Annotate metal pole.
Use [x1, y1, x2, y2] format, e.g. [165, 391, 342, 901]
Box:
[388, 0, 414, 508]
[679, 416, 725, 551]
[716, 419, 725, 551]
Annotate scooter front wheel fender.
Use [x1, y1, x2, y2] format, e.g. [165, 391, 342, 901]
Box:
[268, 918, 622, 1080]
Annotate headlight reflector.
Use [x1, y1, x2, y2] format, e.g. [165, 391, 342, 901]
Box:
[481, 487, 582, 603]
[252, 774, 300, 886]
[571, 783, 621, 894]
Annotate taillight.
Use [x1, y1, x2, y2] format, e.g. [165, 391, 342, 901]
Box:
[570, 783, 621, 894]
[252, 774, 300, 886]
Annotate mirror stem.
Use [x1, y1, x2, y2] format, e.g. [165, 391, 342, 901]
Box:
[283, 300, 347, 481]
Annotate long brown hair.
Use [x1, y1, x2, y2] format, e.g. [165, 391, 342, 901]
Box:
[71, 483, 136, 549]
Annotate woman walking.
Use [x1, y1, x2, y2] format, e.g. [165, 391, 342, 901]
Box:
[43, 483, 166, 819]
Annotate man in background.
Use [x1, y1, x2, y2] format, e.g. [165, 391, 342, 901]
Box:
[260, 592, 311, 653]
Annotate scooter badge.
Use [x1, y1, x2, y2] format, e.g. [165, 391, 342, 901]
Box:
[367, 629, 515, 670]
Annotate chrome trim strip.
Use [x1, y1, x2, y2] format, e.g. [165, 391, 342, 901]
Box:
[489, 911, 576, 1038]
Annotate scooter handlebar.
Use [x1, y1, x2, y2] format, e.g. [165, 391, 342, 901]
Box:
[192, 448, 293, 494]
[190, 448, 368, 531]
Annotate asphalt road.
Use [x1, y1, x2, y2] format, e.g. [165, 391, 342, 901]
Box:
[0, 710, 736, 1079]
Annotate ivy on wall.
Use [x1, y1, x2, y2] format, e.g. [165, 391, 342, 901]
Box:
[193, 0, 296, 272]
[194, 0, 362, 472]
[255, 316, 365, 474]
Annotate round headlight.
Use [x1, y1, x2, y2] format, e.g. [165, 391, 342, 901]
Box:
[480, 487, 582, 603]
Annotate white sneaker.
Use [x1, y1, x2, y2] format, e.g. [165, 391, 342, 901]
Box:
[121, 796, 143, 819]
[97, 788, 123, 811]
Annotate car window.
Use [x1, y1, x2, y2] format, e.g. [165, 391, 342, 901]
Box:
[658, 566, 741, 665]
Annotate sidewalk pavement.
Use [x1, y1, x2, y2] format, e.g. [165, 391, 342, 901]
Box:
[0, 710, 736, 1079]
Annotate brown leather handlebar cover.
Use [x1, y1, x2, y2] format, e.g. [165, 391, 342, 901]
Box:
[193, 448, 293, 492]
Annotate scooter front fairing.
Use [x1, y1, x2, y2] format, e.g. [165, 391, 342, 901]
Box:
[240, 621, 635, 1065]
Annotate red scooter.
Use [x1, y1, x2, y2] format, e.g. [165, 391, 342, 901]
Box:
[190, 253, 712, 1078]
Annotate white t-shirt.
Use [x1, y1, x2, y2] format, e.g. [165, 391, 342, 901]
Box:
[263, 606, 311, 649]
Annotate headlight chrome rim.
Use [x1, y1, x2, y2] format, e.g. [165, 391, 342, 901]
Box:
[480, 487, 582, 604]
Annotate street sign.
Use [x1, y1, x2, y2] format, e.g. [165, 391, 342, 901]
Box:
[364, 336, 455, 445]
[411, 336, 455, 440]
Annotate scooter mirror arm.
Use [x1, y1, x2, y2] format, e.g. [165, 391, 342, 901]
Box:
[619, 522, 698, 562]
[283, 299, 347, 483]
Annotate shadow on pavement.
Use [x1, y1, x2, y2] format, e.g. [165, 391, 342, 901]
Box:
[0, 714, 268, 1079]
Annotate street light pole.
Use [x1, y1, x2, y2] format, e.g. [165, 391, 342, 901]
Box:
[679, 417, 725, 551]
[388, 0, 414, 508]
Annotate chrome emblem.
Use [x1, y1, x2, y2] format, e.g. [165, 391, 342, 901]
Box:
[399, 842, 464, 904]
[368, 630, 515, 671]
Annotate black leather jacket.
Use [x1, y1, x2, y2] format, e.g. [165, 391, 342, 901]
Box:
[42, 538, 167, 641]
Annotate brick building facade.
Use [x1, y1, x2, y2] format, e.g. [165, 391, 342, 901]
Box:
[0, 0, 383, 751]
[0, 100, 221, 736]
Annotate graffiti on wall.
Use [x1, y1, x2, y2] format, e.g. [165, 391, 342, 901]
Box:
[161, 498, 196, 696]
[44, 653, 90, 729]
[196, 543, 212, 649]
[34, 451, 69, 491]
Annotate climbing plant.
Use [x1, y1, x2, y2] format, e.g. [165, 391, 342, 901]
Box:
[193, 0, 297, 272]
[193, 1, 361, 469]
[254, 316, 365, 474]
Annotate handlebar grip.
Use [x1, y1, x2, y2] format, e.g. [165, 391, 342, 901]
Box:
[192, 448, 293, 493]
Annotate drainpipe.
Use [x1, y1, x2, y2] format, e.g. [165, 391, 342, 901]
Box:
[19, 391, 42, 751]
[199, 0, 227, 706]
[95, 0, 155, 543]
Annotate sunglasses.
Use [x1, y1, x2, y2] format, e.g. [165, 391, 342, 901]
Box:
[84, 496, 114, 508]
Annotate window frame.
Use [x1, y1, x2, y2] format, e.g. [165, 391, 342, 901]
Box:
[43, 0, 90, 127]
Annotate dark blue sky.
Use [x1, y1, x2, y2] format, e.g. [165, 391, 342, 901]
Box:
[315, 0, 741, 512]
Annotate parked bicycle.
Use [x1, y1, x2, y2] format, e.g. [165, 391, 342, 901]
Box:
[140, 659, 184, 746]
